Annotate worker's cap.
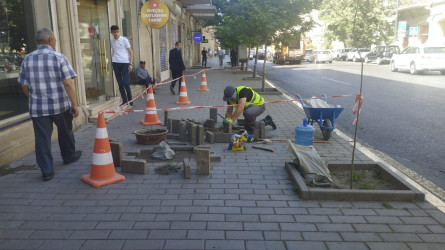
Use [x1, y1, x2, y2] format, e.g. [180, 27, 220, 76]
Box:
[140, 60, 146, 64]
[223, 85, 236, 101]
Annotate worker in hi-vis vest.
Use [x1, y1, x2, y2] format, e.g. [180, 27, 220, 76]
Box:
[222, 85, 276, 141]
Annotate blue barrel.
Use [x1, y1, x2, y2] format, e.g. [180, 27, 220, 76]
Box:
[295, 118, 314, 146]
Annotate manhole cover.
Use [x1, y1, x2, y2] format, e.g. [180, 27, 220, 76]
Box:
[155, 165, 181, 175]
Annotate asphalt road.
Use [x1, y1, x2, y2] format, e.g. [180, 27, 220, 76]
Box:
[254, 59, 445, 194]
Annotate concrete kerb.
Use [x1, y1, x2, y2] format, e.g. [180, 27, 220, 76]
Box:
[263, 78, 444, 210]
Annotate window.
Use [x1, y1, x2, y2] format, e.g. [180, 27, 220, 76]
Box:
[0, 0, 29, 122]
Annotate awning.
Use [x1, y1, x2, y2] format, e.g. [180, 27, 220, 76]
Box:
[185, 4, 216, 20]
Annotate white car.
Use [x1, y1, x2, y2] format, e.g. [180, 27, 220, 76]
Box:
[352, 48, 370, 62]
[390, 46, 445, 75]
[309, 50, 333, 63]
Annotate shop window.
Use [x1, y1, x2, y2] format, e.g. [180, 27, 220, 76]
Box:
[0, 0, 29, 122]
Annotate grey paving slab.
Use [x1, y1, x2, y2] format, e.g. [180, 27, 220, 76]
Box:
[0, 240, 44, 250]
[205, 240, 245, 250]
[122, 240, 165, 250]
[81, 240, 125, 249]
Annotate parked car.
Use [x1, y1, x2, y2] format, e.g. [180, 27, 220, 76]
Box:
[331, 49, 341, 60]
[309, 50, 333, 63]
[390, 46, 445, 75]
[365, 45, 400, 64]
[337, 48, 351, 61]
[347, 48, 370, 62]
[303, 49, 313, 61]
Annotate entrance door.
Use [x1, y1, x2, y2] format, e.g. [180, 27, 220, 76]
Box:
[77, 0, 111, 103]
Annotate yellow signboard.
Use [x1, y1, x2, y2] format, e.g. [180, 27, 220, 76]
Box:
[140, 0, 169, 29]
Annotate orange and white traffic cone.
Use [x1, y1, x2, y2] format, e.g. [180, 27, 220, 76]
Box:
[81, 113, 125, 188]
[197, 69, 209, 91]
[176, 76, 191, 105]
[141, 86, 162, 126]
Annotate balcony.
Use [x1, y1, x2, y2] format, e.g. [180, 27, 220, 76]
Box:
[397, 0, 430, 11]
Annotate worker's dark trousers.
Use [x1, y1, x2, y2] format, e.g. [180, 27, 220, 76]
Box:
[243, 104, 265, 134]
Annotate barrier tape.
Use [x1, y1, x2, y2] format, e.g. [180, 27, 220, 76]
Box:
[103, 94, 356, 115]
[352, 94, 364, 125]
[106, 63, 260, 113]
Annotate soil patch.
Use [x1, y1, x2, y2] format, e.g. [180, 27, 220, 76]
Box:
[155, 165, 181, 175]
[137, 150, 195, 163]
[307, 167, 393, 190]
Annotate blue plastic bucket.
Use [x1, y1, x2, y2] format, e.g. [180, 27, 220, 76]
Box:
[295, 118, 314, 146]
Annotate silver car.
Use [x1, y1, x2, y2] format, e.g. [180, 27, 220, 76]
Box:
[390, 46, 445, 75]
[309, 50, 333, 63]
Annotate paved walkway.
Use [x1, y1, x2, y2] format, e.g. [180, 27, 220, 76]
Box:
[1, 58, 444, 249]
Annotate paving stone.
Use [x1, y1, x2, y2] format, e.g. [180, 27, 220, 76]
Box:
[294, 215, 331, 223]
[0, 240, 44, 249]
[122, 240, 165, 250]
[244, 222, 279, 231]
[353, 224, 392, 232]
[285, 241, 327, 250]
[148, 230, 187, 239]
[260, 215, 295, 223]
[121, 159, 147, 174]
[226, 214, 260, 222]
[263, 231, 303, 240]
[205, 240, 244, 250]
[190, 213, 225, 222]
[108, 230, 149, 239]
[187, 230, 225, 240]
[133, 222, 171, 230]
[246, 240, 286, 250]
[329, 215, 366, 223]
[400, 216, 439, 225]
[426, 225, 445, 233]
[390, 224, 430, 233]
[196, 148, 210, 175]
[316, 223, 355, 232]
[326, 242, 369, 250]
[417, 233, 445, 243]
[39, 239, 84, 249]
[109, 139, 122, 168]
[407, 243, 445, 250]
[95, 222, 135, 230]
[302, 232, 342, 241]
[365, 215, 403, 224]
[366, 242, 409, 250]
[28, 230, 72, 239]
[209, 206, 241, 214]
[207, 221, 242, 230]
[170, 222, 206, 230]
[82, 240, 125, 249]
[379, 233, 422, 242]
[280, 223, 317, 232]
[164, 240, 204, 249]
[226, 231, 264, 240]
[340, 232, 382, 242]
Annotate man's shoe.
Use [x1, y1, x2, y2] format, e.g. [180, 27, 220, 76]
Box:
[42, 172, 54, 181]
[265, 115, 277, 129]
[170, 86, 175, 95]
[130, 102, 134, 107]
[63, 150, 82, 165]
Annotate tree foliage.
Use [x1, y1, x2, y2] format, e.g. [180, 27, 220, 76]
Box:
[319, 0, 395, 48]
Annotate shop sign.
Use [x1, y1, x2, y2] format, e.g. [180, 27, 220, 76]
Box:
[193, 33, 203, 43]
[140, 0, 169, 29]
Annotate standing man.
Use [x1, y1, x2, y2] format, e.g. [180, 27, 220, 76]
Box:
[169, 41, 186, 95]
[218, 48, 225, 67]
[230, 47, 237, 68]
[222, 85, 276, 140]
[18, 28, 82, 181]
[135, 60, 155, 93]
[201, 47, 208, 68]
[110, 25, 134, 106]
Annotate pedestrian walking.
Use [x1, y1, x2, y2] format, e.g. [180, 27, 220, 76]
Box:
[110, 25, 134, 106]
[169, 41, 186, 95]
[18, 28, 82, 181]
[201, 47, 208, 68]
[218, 48, 225, 67]
[222, 85, 276, 141]
[230, 47, 238, 68]
[135, 60, 155, 93]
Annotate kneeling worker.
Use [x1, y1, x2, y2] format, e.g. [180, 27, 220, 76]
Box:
[223, 85, 276, 140]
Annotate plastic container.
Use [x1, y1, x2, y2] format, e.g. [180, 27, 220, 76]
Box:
[295, 118, 314, 146]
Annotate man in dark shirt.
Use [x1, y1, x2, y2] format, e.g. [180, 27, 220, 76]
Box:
[201, 47, 208, 68]
[223, 85, 276, 139]
[169, 41, 186, 95]
[135, 60, 155, 93]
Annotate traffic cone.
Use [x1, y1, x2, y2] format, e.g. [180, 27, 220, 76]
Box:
[197, 69, 209, 91]
[176, 76, 191, 105]
[81, 113, 125, 188]
[141, 86, 162, 126]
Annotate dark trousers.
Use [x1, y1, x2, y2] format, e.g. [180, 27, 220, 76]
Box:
[170, 70, 183, 92]
[231, 57, 236, 67]
[243, 104, 266, 134]
[137, 78, 154, 89]
[202, 57, 207, 68]
[112, 62, 132, 103]
[31, 109, 76, 175]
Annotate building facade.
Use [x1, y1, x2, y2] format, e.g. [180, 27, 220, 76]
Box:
[0, 0, 215, 167]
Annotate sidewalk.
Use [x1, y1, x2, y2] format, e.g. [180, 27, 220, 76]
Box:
[1, 57, 444, 250]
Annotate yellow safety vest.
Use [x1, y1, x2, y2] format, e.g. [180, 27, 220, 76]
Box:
[228, 86, 264, 108]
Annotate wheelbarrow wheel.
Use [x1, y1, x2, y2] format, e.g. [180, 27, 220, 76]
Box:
[321, 119, 333, 140]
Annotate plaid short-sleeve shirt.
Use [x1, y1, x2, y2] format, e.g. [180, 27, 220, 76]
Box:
[18, 45, 77, 117]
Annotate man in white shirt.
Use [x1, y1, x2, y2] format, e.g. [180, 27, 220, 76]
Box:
[110, 25, 134, 106]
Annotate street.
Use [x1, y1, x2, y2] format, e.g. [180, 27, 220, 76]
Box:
[254, 59, 445, 196]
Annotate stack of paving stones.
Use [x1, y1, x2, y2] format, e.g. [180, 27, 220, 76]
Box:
[1, 58, 444, 250]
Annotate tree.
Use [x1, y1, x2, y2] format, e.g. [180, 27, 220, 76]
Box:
[319, 0, 395, 48]
[208, 0, 315, 90]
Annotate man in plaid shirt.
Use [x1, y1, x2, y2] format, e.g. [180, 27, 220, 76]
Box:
[18, 28, 82, 181]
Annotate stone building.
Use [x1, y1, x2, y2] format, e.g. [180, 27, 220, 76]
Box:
[0, 0, 215, 167]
